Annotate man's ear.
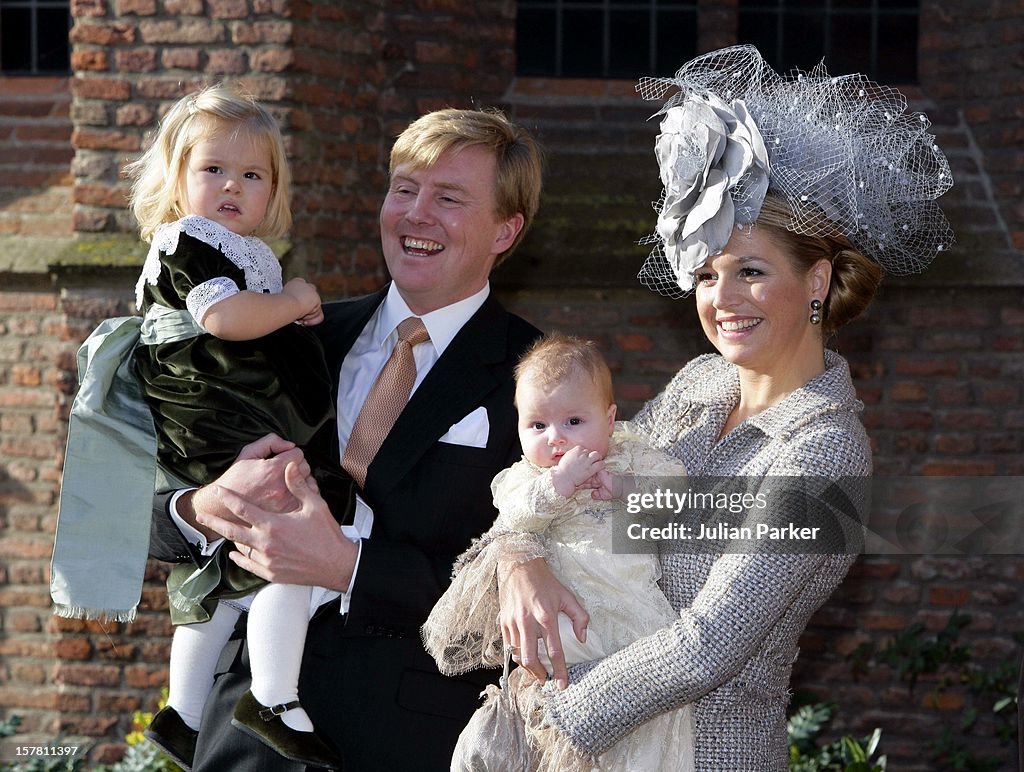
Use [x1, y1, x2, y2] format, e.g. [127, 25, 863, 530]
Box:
[494, 212, 525, 254]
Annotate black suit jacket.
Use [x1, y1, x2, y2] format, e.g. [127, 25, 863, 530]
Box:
[151, 286, 541, 771]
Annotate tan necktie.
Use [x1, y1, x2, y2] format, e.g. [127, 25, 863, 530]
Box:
[342, 316, 430, 488]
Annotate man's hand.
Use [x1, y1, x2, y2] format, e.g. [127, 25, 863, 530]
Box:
[196, 460, 358, 591]
[498, 557, 589, 690]
[177, 435, 308, 541]
[549, 445, 605, 498]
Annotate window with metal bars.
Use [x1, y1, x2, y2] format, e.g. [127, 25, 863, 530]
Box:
[516, 1, 698, 79]
[0, 0, 71, 74]
[516, 1, 920, 83]
[738, 0, 919, 82]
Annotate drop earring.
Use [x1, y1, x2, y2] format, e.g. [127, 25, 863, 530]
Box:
[809, 299, 823, 325]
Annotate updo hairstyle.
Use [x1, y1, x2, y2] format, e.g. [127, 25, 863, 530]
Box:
[756, 193, 883, 335]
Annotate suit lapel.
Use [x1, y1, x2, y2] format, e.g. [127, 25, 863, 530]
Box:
[318, 289, 388, 397]
[364, 295, 510, 501]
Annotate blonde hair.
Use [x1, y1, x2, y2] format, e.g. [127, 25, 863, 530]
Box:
[756, 193, 883, 335]
[125, 83, 292, 242]
[515, 333, 614, 407]
[390, 108, 543, 265]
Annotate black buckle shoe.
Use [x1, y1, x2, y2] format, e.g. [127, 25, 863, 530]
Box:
[143, 705, 197, 771]
[231, 690, 342, 770]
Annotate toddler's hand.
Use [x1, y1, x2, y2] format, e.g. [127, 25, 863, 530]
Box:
[550, 445, 604, 498]
[284, 278, 323, 323]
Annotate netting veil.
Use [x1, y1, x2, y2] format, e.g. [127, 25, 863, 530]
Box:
[638, 45, 955, 297]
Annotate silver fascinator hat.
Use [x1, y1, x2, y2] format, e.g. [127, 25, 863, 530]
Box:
[638, 45, 955, 297]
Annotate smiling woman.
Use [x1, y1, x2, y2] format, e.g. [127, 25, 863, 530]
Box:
[454, 45, 957, 771]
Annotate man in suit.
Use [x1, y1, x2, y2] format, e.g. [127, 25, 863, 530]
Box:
[149, 108, 546, 770]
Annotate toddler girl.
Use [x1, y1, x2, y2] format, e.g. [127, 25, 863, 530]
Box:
[57, 83, 342, 770]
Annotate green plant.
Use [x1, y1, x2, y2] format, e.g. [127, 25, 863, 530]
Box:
[0, 715, 21, 739]
[850, 610, 971, 691]
[0, 689, 178, 772]
[99, 689, 178, 772]
[787, 702, 886, 772]
[847, 611, 1019, 771]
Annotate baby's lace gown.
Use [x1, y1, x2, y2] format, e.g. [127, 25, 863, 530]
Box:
[425, 422, 695, 771]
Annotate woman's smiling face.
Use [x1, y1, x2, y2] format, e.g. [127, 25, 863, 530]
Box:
[694, 226, 827, 377]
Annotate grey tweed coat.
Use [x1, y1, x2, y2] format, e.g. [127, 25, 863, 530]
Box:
[546, 350, 872, 771]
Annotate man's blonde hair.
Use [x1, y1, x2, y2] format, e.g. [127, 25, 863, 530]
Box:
[125, 82, 292, 242]
[515, 333, 614, 406]
[389, 108, 543, 264]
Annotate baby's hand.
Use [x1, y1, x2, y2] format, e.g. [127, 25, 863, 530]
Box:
[550, 446, 604, 498]
[591, 471, 640, 501]
[283, 278, 323, 324]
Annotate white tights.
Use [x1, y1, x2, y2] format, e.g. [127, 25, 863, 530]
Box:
[166, 583, 315, 733]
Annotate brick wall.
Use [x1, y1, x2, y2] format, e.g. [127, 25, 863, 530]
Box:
[0, 0, 1021, 767]
[66, 0, 516, 291]
[0, 77, 74, 239]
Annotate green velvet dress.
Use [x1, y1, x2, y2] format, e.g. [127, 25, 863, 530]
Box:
[134, 216, 338, 622]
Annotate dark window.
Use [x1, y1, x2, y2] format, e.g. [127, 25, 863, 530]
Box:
[738, 0, 919, 82]
[1, 0, 71, 74]
[517, 1, 698, 79]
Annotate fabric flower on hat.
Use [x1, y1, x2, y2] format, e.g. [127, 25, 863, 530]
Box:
[654, 93, 770, 291]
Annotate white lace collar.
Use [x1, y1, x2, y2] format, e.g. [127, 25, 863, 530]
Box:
[135, 215, 282, 308]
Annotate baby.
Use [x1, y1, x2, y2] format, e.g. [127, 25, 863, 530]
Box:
[425, 333, 695, 771]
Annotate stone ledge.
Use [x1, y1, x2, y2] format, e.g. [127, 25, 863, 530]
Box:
[0, 234, 142, 274]
[0, 234, 291, 275]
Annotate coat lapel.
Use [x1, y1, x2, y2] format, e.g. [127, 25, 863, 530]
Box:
[318, 289, 388, 398]
[363, 295, 510, 501]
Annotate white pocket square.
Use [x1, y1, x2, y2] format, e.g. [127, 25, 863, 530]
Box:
[439, 406, 489, 448]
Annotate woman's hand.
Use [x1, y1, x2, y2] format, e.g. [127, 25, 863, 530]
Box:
[499, 557, 589, 690]
[196, 460, 357, 590]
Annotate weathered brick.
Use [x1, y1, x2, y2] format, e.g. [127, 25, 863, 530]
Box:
[933, 433, 976, 454]
[208, 0, 249, 18]
[71, 206, 113, 232]
[890, 381, 929, 402]
[95, 692, 142, 713]
[251, 48, 293, 73]
[165, 0, 204, 13]
[71, 127, 140, 151]
[71, 0, 107, 18]
[12, 663, 47, 684]
[206, 48, 247, 74]
[161, 48, 202, 70]
[53, 638, 94, 660]
[138, 19, 227, 45]
[70, 20, 137, 45]
[124, 664, 168, 688]
[115, 47, 158, 72]
[231, 20, 293, 45]
[53, 663, 122, 687]
[117, 0, 157, 14]
[114, 102, 156, 126]
[70, 77, 132, 101]
[70, 49, 109, 72]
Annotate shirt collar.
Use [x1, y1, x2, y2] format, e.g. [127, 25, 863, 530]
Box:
[374, 282, 491, 356]
[687, 350, 860, 441]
